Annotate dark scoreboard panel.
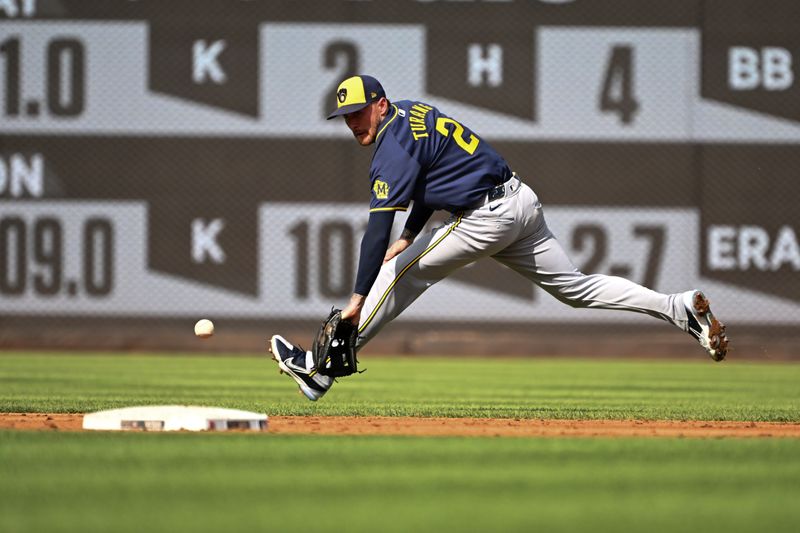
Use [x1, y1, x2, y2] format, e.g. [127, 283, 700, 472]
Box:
[1, 0, 798, 326]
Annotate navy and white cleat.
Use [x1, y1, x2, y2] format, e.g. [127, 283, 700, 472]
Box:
[683, 291, 729, 362]
[268, 335, 333, 401]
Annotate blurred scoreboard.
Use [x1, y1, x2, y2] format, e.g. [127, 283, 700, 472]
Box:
[1, 0, 798, 325]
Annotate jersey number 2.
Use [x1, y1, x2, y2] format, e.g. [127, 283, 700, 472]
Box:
[435, 117, 479, 155]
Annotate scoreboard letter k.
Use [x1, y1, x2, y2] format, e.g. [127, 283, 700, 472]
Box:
[193, 40, 227, 84]
[192, 218, 226, 264]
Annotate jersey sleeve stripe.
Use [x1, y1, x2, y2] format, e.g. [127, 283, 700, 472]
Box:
[369, 206, 408, 212]
[376, 104, 400, 140]
[357, 213, 463, 335]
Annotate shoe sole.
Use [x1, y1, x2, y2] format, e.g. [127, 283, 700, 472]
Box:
[693, 292, 729, 362]
[268, 338, 322, 401]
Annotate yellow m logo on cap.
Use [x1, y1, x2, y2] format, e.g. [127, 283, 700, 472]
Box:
[336, 76, 367, 109]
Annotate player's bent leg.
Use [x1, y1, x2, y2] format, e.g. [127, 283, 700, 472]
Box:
[355, 222, 468, 348]
[357, 210, 516, 349]
[266, 209, 510, 399]
[267, 335, 333, 401]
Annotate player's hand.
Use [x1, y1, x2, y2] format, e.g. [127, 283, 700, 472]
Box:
[384, 237, 413, 264]
[340, 294, 366, 326]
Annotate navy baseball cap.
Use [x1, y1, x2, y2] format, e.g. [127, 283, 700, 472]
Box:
[326, 75, 386, 120]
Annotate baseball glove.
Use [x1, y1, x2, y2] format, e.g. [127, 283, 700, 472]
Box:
[311, 308, 359, 377]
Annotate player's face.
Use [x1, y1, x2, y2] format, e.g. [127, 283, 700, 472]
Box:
[344, 99, 386, 146]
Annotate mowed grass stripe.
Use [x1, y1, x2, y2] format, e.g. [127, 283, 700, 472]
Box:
[1, 431, 799, 533]
[1, 353, 798, 421]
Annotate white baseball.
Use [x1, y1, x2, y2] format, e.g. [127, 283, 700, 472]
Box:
[194, 319, 214, 339]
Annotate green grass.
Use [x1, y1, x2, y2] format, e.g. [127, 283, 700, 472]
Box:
[1, 432, 799, 533]
[1, 352, 799, 421]
[1, 352, 799, 533]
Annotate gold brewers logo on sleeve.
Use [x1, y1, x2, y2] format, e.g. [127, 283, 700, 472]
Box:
[373, 179, 389, 199]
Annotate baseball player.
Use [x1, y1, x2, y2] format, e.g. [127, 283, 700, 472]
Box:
[270, 74, 729, 401]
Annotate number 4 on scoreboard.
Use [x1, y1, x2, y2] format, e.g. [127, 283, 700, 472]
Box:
[599, 45, 639, 125]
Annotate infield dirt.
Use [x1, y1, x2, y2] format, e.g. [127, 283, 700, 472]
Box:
[2, 413, 800, 438]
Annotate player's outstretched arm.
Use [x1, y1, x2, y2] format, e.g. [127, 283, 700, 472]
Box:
[344, 210, 395, 326]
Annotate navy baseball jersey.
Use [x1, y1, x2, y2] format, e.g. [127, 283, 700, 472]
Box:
[369, 100, 512, 213]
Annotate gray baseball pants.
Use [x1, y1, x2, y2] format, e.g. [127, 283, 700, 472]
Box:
[356, 175, 689, 348]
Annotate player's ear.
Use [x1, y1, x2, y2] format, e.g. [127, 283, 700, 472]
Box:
[377, 97, 389, 115]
